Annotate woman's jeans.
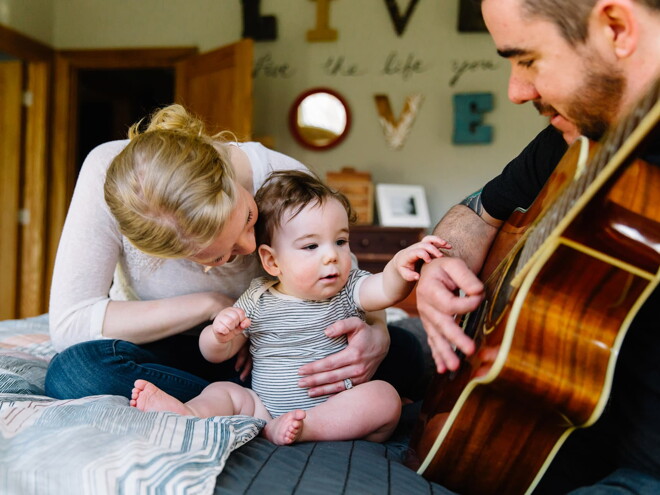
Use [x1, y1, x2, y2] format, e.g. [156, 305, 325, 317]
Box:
[45, 325, 425, 402]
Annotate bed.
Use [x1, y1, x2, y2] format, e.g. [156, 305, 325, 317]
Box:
[0, 315, 453, 495]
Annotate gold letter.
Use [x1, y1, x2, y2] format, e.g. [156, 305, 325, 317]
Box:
[307, 0, 338, 42]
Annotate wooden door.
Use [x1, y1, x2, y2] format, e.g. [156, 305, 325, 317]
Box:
[0, 23, 52, 321]
[0, 61, 23, 319]
[175, 38, 253, 139]
[19, 61, 50, 318]
[0, 61, 50, 320]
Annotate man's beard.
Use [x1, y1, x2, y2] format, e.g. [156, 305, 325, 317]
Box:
[535, 58, 625, 141]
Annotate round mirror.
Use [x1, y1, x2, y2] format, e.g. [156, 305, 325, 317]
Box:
[289, 88, 351, 151]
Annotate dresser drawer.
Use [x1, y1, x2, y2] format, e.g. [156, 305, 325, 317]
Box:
[349, 226, 426, 317]
[350, 226, 426, 274]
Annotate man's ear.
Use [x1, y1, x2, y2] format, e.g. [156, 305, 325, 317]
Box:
[593, 0, 638, 58]
[258, 244, 280, 276]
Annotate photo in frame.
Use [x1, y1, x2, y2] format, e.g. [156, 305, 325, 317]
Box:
[375, 183, 431, 228]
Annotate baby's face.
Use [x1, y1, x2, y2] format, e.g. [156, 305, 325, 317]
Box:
[267, 198, 353, 301]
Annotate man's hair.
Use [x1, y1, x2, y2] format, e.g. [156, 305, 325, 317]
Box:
[254, 170, 357, 247]
[480, 0, 660, 45]
[519, 0, 660, 45]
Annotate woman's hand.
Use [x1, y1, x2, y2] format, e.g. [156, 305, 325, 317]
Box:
[297, 316, 389, 397]
[234, 344, 253, 382]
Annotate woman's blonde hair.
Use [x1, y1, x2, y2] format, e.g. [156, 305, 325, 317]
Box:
[104, 104, 238, 258]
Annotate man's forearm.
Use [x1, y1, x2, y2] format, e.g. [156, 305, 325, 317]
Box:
[431, 203, 500, 274]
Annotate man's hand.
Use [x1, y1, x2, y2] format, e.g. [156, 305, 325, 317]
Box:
[416, 256, 484, 373]
[297, 317, 389, 397]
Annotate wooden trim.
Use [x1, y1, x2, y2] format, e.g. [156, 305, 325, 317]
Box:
[0, 61, 23, 319]
[233, 38, 254, 140]
[47, 54, 77, 300]
[0, 23, 53, 61]
[20, 61, 50, 317]
[57, 47, 197, 68]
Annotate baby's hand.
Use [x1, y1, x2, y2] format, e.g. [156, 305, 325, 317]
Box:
[212, 307, 251, 343]
[394, 235, 451, 282]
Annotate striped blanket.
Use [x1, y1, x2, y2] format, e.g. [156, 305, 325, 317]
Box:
[0, 314, 264, 495]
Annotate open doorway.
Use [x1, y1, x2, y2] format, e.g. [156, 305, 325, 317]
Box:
[76, 68, 174, 175]
[49, 42, 253, 315]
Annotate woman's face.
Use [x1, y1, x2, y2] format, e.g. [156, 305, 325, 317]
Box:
[188, 184, 258, 267]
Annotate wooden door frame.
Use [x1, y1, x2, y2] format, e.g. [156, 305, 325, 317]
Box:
[48, 47, 198, 305]
[0, 24, 53, 318]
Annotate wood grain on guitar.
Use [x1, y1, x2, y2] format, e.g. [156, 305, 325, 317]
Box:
[407, 79, 660, 495]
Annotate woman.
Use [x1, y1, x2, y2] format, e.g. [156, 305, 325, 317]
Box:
[45, 104, 424, 402]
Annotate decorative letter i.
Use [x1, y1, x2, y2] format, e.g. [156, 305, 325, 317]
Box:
[307, 0, 338, 41]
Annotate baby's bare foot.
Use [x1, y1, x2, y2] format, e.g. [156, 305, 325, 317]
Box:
[262, 409, 306, 445]
[130, 379, 192, 416]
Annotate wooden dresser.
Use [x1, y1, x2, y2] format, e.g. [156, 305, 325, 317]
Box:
[350, 225, 426, 316]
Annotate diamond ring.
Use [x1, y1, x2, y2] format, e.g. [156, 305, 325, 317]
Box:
[344, 378, 353, 390]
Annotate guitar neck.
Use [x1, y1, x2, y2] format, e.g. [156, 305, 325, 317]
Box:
[514, 78, 660, 286]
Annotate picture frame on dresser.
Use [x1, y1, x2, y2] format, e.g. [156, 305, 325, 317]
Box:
[375, 183, 431, 228]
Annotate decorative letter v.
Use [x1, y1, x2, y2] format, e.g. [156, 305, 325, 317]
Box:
[374, 94, 424, 150]
[383, 0, 420, 36]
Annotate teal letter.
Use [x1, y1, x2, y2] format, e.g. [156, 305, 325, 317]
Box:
[453, 93, 493, 144]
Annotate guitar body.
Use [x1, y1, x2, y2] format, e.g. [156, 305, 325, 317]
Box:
[407, 87, 660, 494]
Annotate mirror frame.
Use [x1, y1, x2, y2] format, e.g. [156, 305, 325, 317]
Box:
[288, 87, 352, 151]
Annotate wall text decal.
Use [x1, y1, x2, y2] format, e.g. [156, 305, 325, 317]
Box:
[241, 0, 277, 41]
[252, 53, 427, 80]
[449, 59, 498, 87]
[253, 53, 295, 78]
[374, 93, 424, 150]
[323, 56, 364, 76]
[382, 51, 426, 80]
[384, 0, 421, 36]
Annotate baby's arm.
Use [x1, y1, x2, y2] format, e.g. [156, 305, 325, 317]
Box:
[199, 307, 250, 363]
[358, 235, 450, 311]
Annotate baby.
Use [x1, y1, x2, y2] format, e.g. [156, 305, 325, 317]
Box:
[131, 170, 449, 445]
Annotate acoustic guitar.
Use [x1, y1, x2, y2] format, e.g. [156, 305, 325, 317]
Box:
[407, 78, 660, 495]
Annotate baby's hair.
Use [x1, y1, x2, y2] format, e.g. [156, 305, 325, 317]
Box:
[104, 104, 238, 258]
[254, 170, 357, 247]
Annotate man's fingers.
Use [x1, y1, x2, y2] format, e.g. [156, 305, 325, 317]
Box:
[441, 259, 484, 297]
[421, 311, 477, 373]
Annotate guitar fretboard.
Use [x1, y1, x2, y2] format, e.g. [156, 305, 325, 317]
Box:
[516, 79, 660, 277]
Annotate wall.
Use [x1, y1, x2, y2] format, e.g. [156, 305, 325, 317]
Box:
[51, 1, 546, 225]
[0, 0, 54, 44]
